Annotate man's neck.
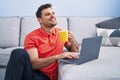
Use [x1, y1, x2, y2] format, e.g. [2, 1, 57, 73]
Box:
[41, 26, 53, 33]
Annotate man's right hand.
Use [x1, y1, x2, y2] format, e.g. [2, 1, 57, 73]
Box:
[57, 52, 79, 60]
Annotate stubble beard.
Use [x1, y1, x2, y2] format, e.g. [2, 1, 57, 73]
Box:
[49, 20, 57, 28]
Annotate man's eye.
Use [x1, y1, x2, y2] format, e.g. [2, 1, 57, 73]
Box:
[46, 13, 50, 16]
[53, 12, 55, 15]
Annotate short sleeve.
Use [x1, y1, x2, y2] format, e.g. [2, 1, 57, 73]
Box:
[24, 34, 37, 50]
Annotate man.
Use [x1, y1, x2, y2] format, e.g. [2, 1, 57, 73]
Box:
[5, 3, 79, 80]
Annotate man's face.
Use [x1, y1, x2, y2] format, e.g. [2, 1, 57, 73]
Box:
[39, 8, 57, 28]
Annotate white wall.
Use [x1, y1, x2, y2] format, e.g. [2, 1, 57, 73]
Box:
[0, 0, 120, 17]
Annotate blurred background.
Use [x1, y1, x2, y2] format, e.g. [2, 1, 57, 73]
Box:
[0, 0, 120, 17]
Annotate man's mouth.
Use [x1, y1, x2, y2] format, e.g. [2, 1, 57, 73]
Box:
[49, 18, 56, 23]
[50, 18, 56, 21]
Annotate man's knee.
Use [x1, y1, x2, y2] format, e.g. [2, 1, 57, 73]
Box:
[12, 48, 26, 54]
[11, 48, 28, 56]
[10, 48, 29, 62]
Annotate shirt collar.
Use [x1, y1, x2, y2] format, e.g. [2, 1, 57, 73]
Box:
[39, 28, 56, 36]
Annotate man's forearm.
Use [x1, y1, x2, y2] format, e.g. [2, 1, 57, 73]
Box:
[32, 55, 59, 69]
[66, 39, 79, 52]
[69, 40, 79, 52]
[32, 51, 79, 70]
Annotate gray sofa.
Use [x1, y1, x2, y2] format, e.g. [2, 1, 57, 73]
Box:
[0, 16, 120, 80]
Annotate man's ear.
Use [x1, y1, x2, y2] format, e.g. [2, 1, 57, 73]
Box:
[37, 18, 41, 23]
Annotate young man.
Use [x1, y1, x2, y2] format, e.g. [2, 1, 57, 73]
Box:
[5, 3, 79, 80]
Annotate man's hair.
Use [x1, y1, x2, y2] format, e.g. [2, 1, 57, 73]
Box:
[36, 3, 52, 18]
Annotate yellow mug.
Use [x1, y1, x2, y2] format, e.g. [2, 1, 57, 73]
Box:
[59, 30, 68, 42]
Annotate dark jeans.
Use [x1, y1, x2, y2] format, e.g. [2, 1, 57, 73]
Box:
[4, 49, 50, 80]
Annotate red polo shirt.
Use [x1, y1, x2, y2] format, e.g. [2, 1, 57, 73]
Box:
[24, 27, 67, 80]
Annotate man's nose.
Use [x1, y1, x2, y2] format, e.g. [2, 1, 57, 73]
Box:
[51, 14, 55, 18]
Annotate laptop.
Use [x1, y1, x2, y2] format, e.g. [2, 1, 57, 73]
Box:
[60, 36, 102, 65]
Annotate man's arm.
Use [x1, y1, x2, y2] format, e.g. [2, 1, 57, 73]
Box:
[26, 48, 78, 70]
[65, 32, 79, 52]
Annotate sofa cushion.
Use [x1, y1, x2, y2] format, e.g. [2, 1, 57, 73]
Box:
[20, 16, 68, 46]
[0, 68, 6, 80]
[0, 47, 23, 66]
[68, 17, 113, 44]
[97, 28, 120, 46]
[20, 16, 40, 46]
[0, 17, 20, 48]
[59, 46, 120, 80]
[96, 17, 120, 29]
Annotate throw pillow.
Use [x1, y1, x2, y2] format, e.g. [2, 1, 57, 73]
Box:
[97, 28, 120, 46]
[96, 17, 120, 29]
